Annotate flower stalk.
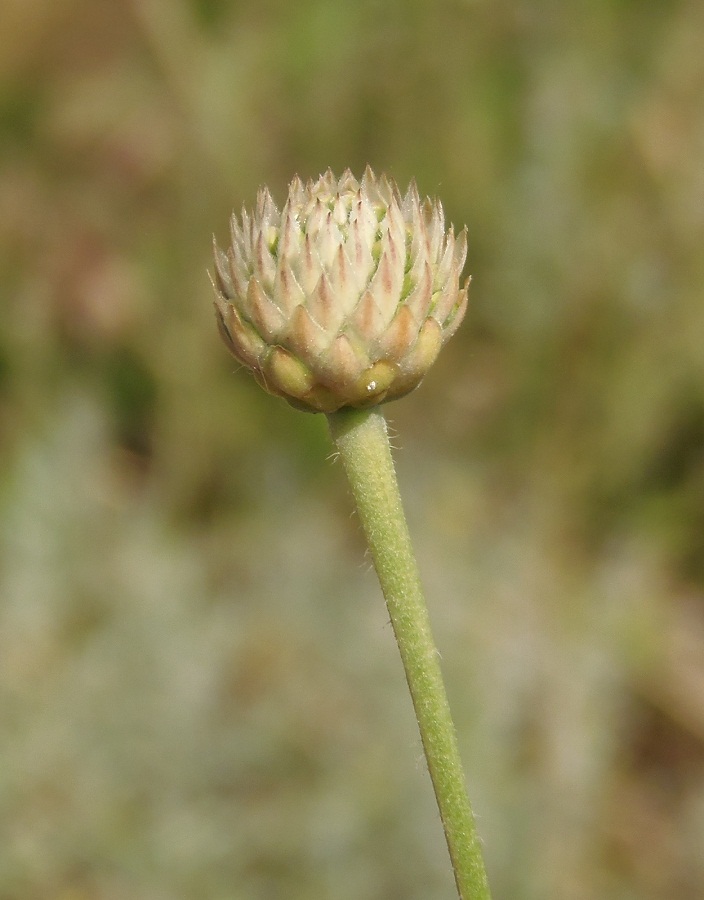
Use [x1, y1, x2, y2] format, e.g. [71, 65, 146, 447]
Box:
[327, 407, 491, 900]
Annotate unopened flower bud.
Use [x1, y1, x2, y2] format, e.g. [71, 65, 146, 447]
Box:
[212, 167, 469, 413]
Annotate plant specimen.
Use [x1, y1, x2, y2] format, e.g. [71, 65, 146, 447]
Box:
[211, 168, 490, 899]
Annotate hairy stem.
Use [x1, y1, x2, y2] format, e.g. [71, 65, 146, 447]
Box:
[327, 407, 490, 900]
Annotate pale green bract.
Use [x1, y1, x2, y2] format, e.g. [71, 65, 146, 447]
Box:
[212, 167, 469, 413]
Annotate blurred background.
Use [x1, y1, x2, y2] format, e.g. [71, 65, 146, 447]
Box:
[1, 0, 703, 898]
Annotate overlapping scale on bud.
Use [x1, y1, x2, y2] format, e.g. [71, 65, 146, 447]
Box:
[212, 167, 469, 413]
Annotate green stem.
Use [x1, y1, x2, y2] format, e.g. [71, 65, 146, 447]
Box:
[327, 407, 490, 900]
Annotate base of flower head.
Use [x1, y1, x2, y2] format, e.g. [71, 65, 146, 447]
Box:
[251, 343, 432, 413]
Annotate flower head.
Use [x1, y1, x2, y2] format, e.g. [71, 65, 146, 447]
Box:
[212, 167, 469, 413]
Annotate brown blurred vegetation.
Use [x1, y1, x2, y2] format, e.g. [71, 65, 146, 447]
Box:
[1, 0, 704, 898]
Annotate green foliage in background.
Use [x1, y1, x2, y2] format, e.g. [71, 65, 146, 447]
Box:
[1, 1, 703, 898]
